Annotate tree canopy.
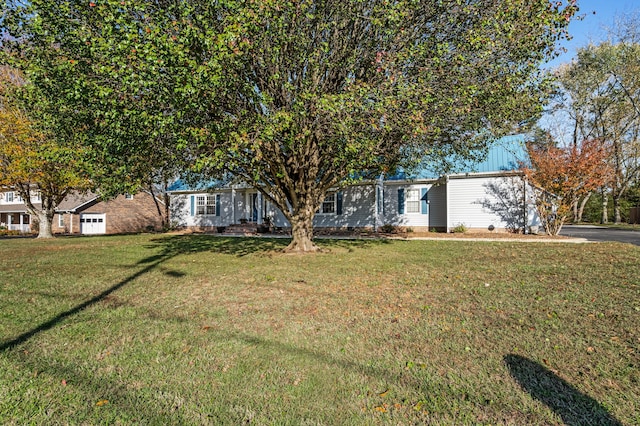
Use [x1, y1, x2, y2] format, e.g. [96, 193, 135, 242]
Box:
[550, 15, 640, 223]
[523, 137, 613, 235]
[3, 0, 578, 250]
[0, 68, 93, 238]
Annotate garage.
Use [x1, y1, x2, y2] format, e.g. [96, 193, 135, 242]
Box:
[80, 213, 106, 234]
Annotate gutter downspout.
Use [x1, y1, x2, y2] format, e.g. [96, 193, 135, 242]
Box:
[445, 175, 450, 232]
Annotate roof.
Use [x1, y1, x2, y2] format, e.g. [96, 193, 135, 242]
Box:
[167, 175, 238, 193]
[388, 134, 528, 181]
[0, 203, 41, 213]
[56, 192, 99, 212]
[168, 135, 529, 191]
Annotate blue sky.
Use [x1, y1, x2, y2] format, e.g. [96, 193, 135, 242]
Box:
[547, 0, 640, 67]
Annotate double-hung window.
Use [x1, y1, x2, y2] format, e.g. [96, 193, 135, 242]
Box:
[321, 193, 336, 214]
[195, 194, 219, 215]
[6, 192, 14, 203]
[405, 189, 420, 213]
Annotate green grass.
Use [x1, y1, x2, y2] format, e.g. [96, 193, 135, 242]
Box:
[1, 234, 638, 425]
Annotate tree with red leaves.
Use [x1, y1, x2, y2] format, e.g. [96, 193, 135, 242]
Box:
[523, 138, 613, 235]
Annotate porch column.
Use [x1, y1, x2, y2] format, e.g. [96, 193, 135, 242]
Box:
[257, 193, 263, 225]
[231, 187, 236, 224]
[374, 174, 384, 232]
[7, 213, 12, 229]
[19, 213, 24, 231]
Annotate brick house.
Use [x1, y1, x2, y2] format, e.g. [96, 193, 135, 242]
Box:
[53, 191, 165, 235]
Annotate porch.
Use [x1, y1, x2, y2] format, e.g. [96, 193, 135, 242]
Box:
[0, 212, 32, 233]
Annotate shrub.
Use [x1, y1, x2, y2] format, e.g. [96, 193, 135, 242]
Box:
[451, 223, 468, 233]
[380, 223, 397, 233]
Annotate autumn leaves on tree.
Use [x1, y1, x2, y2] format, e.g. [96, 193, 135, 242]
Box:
[0, 68, 93, 238]
[523, 138, 613, 235]
[2, 0, 579, 247]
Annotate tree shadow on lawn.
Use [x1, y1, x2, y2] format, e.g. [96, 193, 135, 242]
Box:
[504, 354, 622, 426]
[1, 234, 388, 352]
[0, 257, 169, 352]
[141, 234, 390, 260]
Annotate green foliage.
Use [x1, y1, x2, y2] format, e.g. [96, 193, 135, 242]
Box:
[2, 0, 578, 250]
[552, 21, 640, 223]
[0, 68, 94, 237]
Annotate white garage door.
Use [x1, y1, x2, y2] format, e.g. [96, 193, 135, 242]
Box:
[80, 213, 106, 235]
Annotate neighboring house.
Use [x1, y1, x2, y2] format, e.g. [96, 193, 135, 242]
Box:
[0, 190, 165, 235]
[0, 190, 38, 233]
[53, 192, 165, 235]
[169, 135, 541, 233]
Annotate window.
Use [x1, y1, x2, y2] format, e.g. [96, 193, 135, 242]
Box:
[125, 193, 134, 200]
[196, 194, 219, 215]
[58, 214, 64, 228]
[6, 192, 14, 203]
[321, 193, 336, 214]
[405, 189, 420, 213]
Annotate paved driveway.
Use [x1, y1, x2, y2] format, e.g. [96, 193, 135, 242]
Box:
[560, 225, 640, 246]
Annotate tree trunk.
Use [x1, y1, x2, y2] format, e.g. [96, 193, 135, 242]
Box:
[285, 212, 320, 253]
[164, 192, 170, 229]
[601, 191, 609, 224]
[577, 192, 591, 222]
[36, 210, 54, 239]
[613, 195, 622, 224]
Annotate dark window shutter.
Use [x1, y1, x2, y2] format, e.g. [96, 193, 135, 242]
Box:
[215, 194, 221, 216]
[336, 191, 343, 215]
[421, 188, 428, 214]
[398, 188, 405, 214]
[190, 195, 195, 216]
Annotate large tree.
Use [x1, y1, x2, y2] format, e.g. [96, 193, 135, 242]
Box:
[551, 21, 640, 223]
[0, 68, 93, 238]
[3, 0, 578, 251]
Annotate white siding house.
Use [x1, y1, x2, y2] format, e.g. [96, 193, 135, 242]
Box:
[168, 135, 541, 233]
[0, 190, 40, 233]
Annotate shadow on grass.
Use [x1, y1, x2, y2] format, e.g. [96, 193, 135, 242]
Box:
[0, 258, 167, 352]
[142, 234, 390, 259]
[504, 354, 622, 426]
[1, 234, 389, 352]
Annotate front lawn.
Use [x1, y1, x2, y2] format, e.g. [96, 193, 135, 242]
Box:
[1, 234, 638, 424]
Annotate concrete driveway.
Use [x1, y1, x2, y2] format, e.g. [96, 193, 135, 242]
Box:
[560, 225, 640, 246]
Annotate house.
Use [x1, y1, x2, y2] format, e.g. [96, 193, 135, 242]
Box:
[53, 192, 165, 235]
[0, 190, 38, 233]
[169, 135, 540, 233]
[0, 190, 165, 235]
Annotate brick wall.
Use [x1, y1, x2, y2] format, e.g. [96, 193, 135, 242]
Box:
[53, 192, 165, 235]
